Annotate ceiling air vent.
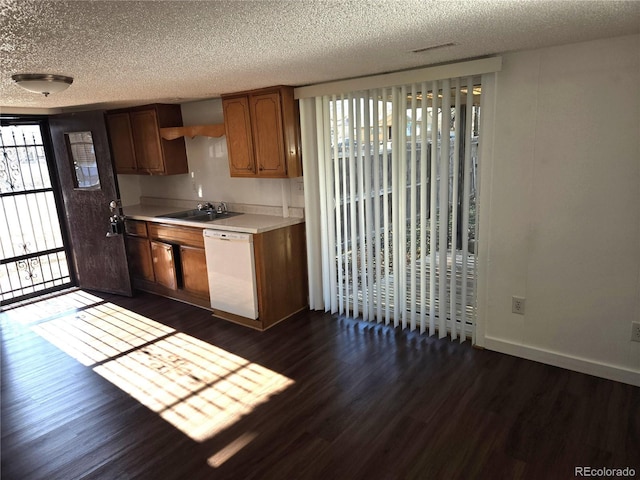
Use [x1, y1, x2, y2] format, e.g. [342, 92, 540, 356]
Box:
[410, 42, 457, 54]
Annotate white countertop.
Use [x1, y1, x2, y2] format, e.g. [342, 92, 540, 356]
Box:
[123, 204, 304, 234]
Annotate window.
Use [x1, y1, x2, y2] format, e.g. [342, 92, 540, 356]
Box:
[65, 131, 101, 189]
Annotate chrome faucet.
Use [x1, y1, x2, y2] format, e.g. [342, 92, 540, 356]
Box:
[216, 202, 228, 214]
[197, 202, 214, 211]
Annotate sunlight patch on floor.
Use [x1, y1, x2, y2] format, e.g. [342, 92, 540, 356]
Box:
[94, 333, 293, 441]
[1, 289, 103, 325]
[207, 432, 259, 468]
[20, 291, 294, 443]
[31, 302, 175, 365]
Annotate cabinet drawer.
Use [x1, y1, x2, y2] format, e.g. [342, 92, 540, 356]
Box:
[147, 223, 205, 248]
[125, 219, 148, 237]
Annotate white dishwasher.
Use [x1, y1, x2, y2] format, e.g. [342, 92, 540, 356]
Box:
[203, 229, 258, 319]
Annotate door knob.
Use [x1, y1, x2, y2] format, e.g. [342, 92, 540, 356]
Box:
[106, 199, 124, 237]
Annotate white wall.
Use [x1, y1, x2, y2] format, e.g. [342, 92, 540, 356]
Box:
[118, 98, 305, 209]
[479, 34, 640, 385]
[113, 34, 639, 384]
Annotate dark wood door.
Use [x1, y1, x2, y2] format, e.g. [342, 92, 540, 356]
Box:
[49, 110, 132, 296]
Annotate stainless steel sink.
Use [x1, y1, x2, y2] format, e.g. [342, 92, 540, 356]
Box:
[156, 209, 242, 223]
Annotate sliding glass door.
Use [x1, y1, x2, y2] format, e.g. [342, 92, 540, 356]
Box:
[310, 77, 481, 340]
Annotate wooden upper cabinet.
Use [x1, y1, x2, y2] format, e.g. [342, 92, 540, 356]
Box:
[106, 113, 137, 173]
[106, 104, 188, 175]
[223, 96, 256, 176]
[222, 86, 302, 178]
[250, 92, 286, 177]
[130, 109, 164, 173]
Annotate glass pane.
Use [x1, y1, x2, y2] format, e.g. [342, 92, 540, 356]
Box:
[0, 191, 65, 260]
[65, 131, 101, 189]
[0, 125, 51, 193]
[326, 81, 480, 331]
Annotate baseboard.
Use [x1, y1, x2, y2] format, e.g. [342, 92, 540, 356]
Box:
[484, 336, 640, 387]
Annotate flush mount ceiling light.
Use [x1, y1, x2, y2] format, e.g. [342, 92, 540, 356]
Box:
[11, 73, 73, 97]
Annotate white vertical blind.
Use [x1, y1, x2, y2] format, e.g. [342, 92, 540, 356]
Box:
[331, 96, 343, 315]
[462, 77, 476, 343]
[372, 89, 382, 324]
[419, 80, 429, 334]
[397, 85, 408, 328]
[450, 79, 461, 341]
[306, 76, 481, 340]
[315, 96, 332, 311]
[299, 97, 324, 311]
[381, 87, 392, 325]
[439, 78, 450, 338]
[429, 80, 439, 336]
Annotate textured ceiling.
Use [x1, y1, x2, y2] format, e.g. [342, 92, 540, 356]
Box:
[1, 0, 640, 112]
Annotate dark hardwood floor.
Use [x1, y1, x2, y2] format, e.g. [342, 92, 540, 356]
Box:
[1, 289, 638, 480]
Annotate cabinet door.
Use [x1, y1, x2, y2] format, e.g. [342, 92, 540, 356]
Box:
[180, 245, 209, 300]
[151, 240, 178, 290]
[106, 112, 137, 173]
[130, 109, 164, 174]
[250, 92, 287, 177]
[222, 96, 256, 176]
[126, 236, 155, 282]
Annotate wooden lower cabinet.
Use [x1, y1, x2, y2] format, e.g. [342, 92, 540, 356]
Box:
[211, 222, 308, 331]
[151, 240, 178, 290]
[126, 235, 155, 283]
[125, 219, 308, 328]
[125, 221, 210, 308]
[254, 222, 308, 329]
[180, 245, 209, 299]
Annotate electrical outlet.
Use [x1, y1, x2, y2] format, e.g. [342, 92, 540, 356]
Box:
[632, 322, 640, 342]
[512, 296, 526, 315]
